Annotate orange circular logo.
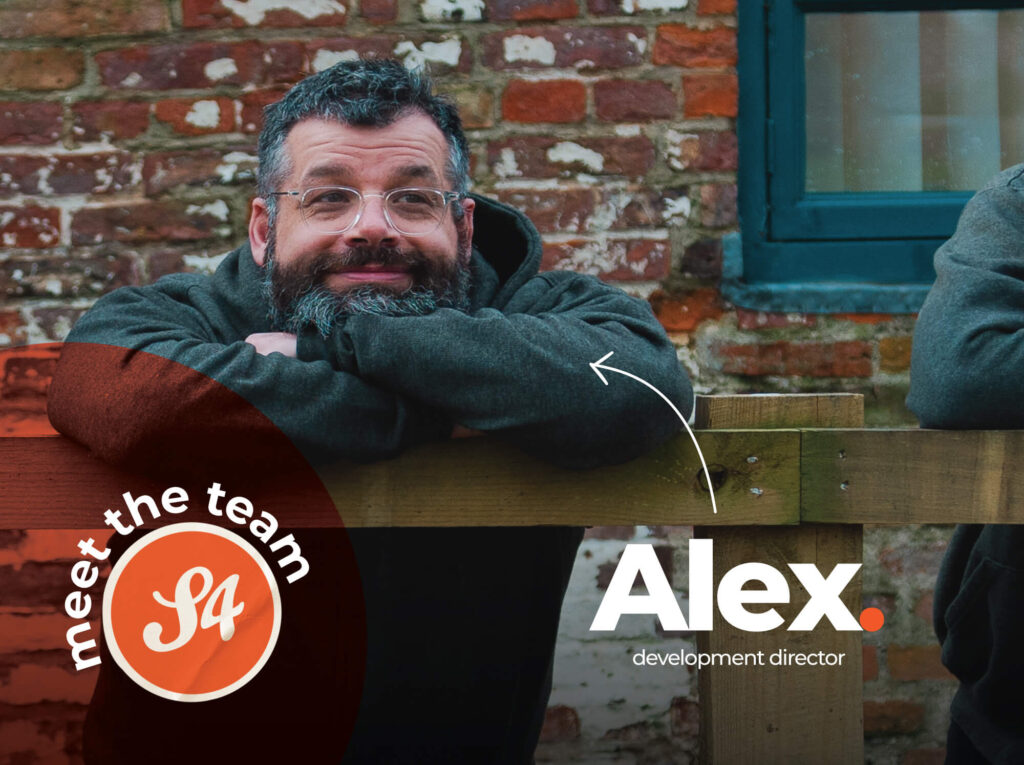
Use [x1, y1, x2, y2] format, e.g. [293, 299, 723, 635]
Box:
[102, 522, 281, 702]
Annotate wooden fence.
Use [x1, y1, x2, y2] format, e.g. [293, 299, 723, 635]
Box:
[2, 393, 1004, 763]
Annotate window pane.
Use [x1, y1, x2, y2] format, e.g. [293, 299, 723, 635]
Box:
[805, 9, 1024, 193]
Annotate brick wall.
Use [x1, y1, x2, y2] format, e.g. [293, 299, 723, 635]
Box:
[0, 0, 950, 763]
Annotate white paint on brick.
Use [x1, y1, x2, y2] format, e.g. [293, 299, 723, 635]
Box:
[44, 280, 62, 296]
[547, 142, 605, 173]
[665, 128, 697, 171]
[615, 124, 642, 137]
[627, 31, 648, 55]
[120, 72, 143, 88]
[35, 165, 54, 195]
[184, 251, 230, 273]
[2, 233, 16, 246]
[622, 0, 688, 11]
[420, 0, 484, 22]
[312, 48, 361, 73]
[215, 151, 258, 183]
[219, 0, 345, 25]
[503, 35, 557, 65]
[204, 57, 239, 82]
[0, 212, 15, 229]
[493, 148, 520, 178]
[185, 100, 221, 129]
[393, 37, 462, 70]
[664, 196, 691, 221]
[187, 200, 230, 221]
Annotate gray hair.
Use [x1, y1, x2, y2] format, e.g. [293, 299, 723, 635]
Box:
[257, 59, 470, 226]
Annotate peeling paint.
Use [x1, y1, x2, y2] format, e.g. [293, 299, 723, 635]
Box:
[312, 48, 360, 73]
[626, 32, 648, 56]
[622, 0, 688, 11]
[419, 0, 484, 22]
[615, 124, 642, 137]
[665, 128, 698, 171]
[493, 148, 520, 178]
[219, 0, 346, 25]
[44, 280, 62, 296]
[187, 200, 230, 221]
[664, 196, 692, 221]
[185, 100, 221, 129]
[204, 58, 239, 82]
[120, 72, 143, 88]
[503, 35, 557, 65]
[215, 151, 257, 183]
[393, 38, 462, 70]
[547, 142, 604, 173]
[0, 213, 15, 229]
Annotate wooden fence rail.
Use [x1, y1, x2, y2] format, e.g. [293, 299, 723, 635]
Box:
[0, 393, 996, 763]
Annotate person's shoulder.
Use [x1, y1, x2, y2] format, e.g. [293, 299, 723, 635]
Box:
[979, 163, 1024, 194]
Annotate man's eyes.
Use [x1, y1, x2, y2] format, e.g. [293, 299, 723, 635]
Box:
[306, 189, 356, 206]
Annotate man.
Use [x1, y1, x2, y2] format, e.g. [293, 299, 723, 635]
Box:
[48, 59, 692, 762]
[908, 163, 1024, 764]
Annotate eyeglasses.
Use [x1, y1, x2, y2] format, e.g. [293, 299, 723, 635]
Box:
[268, 186, 464, 236]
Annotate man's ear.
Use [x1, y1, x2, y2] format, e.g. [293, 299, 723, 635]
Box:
[457, 197, 475, 257]
[249, 197, 270, 267]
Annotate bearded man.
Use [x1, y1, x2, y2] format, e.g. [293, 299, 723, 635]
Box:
[48, 58, 692, 763]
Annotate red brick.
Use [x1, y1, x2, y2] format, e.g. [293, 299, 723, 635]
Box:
[888, 645, 953, 681]
[0, 49, 83, 91]
[587, 0, 619, 13]
[0, 311, 27, 346]
[45, 153, 137, 195]
[716, 341, 873, 377]
[0, 207, 61, 249]
[603, 187, 691, 229]
[0, 352, 58, 399]
[698, 0, 735, 13]
[487, 0, 578, 20]
[24, 306, 86, 342]
[880, 336, 913, 372]
[0, 664, 95, 705]
[914, 591, 934, 624]
[1, 253, 138, 298]
[240, 88, 289, 134]
[736, 309, 817, 330]
[653, 24, 737, 67]
[502, 80, 585, 124]
[494, 188, 595, 234]
[902, 749, 946, 765]
[97, 41, 305, 91]
[603, 721, 654, 742]
[681, 239, 722, 280]
[542, 238, 669, 281]
[669, 697, 699, 738]
[72, 101, 150, 142]
[650, 288, 722, 332]
[488, 136, 655, 179]
[307, 36, 471, 76]
[483, 27, 646, 70]
[878, 542, 947, 576]
[71, 201, 231, 245]
[0, 156, 48, 198]
[834, 312, 894, 324]
[182, 0, 348, 28]
[144, 149, 257, 195]
[0, 102, 62, 145]
[863, 645, 878, 681]
[863, 700, 925, 736]
[361, 0, 397, 23]
[595, 80, 676, 122]
[0, 613, 77, 652]
[683, 73, 738, 118]
[445, 86, 494, 129]
[584, 526, 635, 540]
[671, 130, 738, 171]
[540, 705, 580, 742]
[154, 98, 236, 136]
[700, 183, 737, 227]
[0, 0, 169, 37]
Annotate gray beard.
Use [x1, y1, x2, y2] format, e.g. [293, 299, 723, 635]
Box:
[260, 236, 472, 338]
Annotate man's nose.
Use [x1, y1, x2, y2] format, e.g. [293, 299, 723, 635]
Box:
[343, 195, 398, 247]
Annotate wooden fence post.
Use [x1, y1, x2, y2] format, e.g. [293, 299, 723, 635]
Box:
[694, 393, 865, 764]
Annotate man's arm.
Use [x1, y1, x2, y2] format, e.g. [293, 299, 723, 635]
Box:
[48, 283, 452, 468]
[908, 165, 1024, 429]
[299, 272, 692, 468]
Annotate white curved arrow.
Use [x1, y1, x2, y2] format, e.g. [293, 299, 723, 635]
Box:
[589, 351, 718, 515]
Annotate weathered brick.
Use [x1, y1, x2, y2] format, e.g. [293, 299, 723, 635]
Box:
[670, 697, 699, 738]
[307, 36, 471, 76]
[542, 238, 669, 281]
[880, 336, 913, 372]
[239, 88, 289, 134]
[902, 748, 946, 765]
[914, 590, 934, 624]
[0, 254, 138, 299]
[306, 38, 397, 75]
[716, 341, 873, 377]
[700, 183, 737, 227]
[488, 136, 655, 179]
[502, 80, 586, 123]
[879, 542, 947, 576]
[863, 645, 879, 681]
[154, 98, 236, 136]
[681, 238, 722, 280]
[144, 149, 257, 195]
[487, 0, 578, 20]
[683, 73, 738, 118]
[669, 130, 738, 171]
[736, 309, 817, 330]
[362, 0, 397, 23]
[698, 0, 735, 13]
[834, 312, 894, 324]
[0, 353, 58, 399]
[0, 49, 83, 92]
[888, 645, 953, 681]
[603, 721, 654, 741]
[0, 614, 75, 653]
[0, 562, 74, 608]
[863, 700, 925, 736]
[0, 719, 77, 763]
[0, 207, 61, 249]
[603, 187, 691, 229]
[650, 288, 722, 332]
[483, 27, 646, 70]
[653, 24, 737, 67]
[443, 86, 494, 129]
[0, 0, 169, 37]
[0, 153, 136, 196]
[494, 188, 595, 234]
[182, 0, 348, 28]
[540, 705, 580, 742]
[0, 311, 27, 347]
[71, 101, 150, 143]
[97, 41, 305, 91]
[595, 80, 676, 122]
[0, 103, 62, 145]
[0, 664, 96, 705]
[583, 526, 635, 540]
[24, 307, 86, 342]
[71, 201, 231, 245]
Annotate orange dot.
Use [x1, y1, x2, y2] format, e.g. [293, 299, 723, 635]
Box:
[859, 607, 884, 632]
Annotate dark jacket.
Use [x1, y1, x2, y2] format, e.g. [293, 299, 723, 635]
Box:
[908, 164, 1024, 764]
[48, 194, 692, 764]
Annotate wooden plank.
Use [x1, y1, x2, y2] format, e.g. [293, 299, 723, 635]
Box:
[0, 430, 800, 528]
[696, 394, 864, 765]
[802, 428, 1024, 524]
[697, 393, 863, 430]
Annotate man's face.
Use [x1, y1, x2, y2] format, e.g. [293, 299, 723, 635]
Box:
[249, 112, 475, 332]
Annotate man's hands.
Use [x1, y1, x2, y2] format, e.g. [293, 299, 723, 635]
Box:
[245, 332, 298, 357]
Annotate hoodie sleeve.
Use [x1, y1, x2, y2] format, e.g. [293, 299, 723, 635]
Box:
[300, 271, 693, 469]
[908, 165, 1024, 428]
[48, 283, 453, 470]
